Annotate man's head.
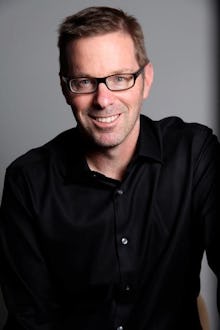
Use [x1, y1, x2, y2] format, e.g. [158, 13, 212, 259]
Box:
[58, 6, 149, 75]
[57, 7, 153, 151]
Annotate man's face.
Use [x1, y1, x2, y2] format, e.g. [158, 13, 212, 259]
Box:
[62, 31, 153, 149]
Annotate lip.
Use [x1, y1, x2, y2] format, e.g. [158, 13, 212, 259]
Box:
[90, 114, 121, 127]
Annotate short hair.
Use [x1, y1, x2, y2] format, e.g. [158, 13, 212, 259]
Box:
[58, 6, 149, 74]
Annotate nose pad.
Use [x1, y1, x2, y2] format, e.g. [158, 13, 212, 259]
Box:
[93, 82, 114, 108]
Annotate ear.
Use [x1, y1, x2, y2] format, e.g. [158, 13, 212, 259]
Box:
[60, 75, 72, 105]
[143, 62, 154, 99]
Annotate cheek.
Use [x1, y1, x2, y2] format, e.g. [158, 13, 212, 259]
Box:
[69, 95, 90, 112]
[70, 96, 93, 121]
[122, 88, 145, 108]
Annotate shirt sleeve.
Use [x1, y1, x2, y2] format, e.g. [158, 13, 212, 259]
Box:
[192, 129, 220, 314]
[0, 166, 61, 330]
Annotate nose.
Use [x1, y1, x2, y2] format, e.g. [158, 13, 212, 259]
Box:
[93, 82, 115, 109]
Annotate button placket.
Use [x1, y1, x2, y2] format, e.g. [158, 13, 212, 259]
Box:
[113, 185, 131, 330]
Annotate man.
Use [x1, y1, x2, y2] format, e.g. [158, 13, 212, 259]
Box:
[0, 6, 219, 330]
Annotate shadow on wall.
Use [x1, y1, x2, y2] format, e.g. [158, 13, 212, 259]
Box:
[215, 0, 220, 136]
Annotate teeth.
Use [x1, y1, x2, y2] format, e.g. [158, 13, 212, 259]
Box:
[96, 115, 118, 123]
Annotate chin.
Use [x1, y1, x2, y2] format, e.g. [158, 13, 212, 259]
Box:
[81, 127, 125, 149]
[89, 136, 122, 149]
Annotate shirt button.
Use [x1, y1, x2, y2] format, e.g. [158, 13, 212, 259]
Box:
[125, 284, 130, 291]
[121, 237, 128, 245]
[116, 189, 124, 195]
[117, 326, 124, 330]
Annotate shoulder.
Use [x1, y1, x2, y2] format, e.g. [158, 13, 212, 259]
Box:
[5, 128, 76, 178]
[150, 115, 216, 150]
[141, 114, 213, 137]
[141, 115, 219, 163]
[155, 116, 212, 138]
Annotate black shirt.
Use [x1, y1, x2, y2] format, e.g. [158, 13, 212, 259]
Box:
[0, 115, 219, 330]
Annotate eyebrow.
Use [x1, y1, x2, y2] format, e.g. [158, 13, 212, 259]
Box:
[70, 68, 137, 78]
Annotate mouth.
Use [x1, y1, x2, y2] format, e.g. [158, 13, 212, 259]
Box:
[94, 114, 120, 123]
[89, 114, 121, 125]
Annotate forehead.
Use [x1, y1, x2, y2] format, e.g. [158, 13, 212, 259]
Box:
[65, 32, 138, 76]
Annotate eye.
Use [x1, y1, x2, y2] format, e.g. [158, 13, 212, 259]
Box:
[78, 78, 92, 87]
[70, 78, 95, 92]
[116, 76, 125, 81]
[112, 74, 133, 84]
[114, 75, 127, 82]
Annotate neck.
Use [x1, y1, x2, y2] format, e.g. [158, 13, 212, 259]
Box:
[86, 148, 131, 181]
[85, 129, 139, 181]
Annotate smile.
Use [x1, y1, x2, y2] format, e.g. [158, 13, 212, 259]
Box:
[95, 115, 119, 123]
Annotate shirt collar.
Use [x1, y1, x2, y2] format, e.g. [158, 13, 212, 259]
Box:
[59, 115, 163, 182]
[135, 114, 163, 163]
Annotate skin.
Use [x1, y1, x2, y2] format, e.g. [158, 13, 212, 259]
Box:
[62, 31, 154, 179]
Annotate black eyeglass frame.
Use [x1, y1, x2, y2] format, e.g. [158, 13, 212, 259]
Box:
[61, 65, 146, 94]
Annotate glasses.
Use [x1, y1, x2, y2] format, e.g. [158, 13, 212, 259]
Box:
[61, 66, 145, 94]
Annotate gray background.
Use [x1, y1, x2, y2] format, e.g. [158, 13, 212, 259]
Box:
[0, 0, 219, 329]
